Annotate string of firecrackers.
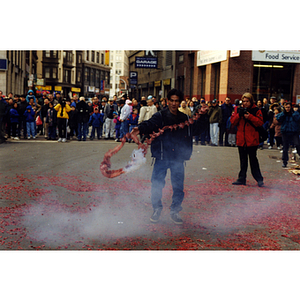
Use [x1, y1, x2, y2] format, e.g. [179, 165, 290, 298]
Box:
[100, 111, 203, 178]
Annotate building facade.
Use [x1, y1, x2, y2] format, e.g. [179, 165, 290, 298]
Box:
[175, 50, 300, 104]
[35, 50, 111, 100]
[82, 50, 111, 100]
[0, 50, 37, 96]
[128, 50, 176, 100]
[109, 50, 129, 98]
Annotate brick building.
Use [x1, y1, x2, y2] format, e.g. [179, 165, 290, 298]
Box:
[175, 50, 300, 104]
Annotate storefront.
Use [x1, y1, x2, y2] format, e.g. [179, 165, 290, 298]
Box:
[252, 50, 300, 102]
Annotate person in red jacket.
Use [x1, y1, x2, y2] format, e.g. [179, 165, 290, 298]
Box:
[231, 92, 264, 187]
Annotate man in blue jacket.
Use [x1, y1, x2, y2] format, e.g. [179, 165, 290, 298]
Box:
[131, 89, 200, 225]
[276, 102, 300, 167]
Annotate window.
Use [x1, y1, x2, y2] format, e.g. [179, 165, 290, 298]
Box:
[85, 68, 90, 82]
[77, 71, 81, 83]
[86, 51, 89, 61]
[95, 70, 100, 87]
[45, 50, 50, 58]
[97, 52, 100, 63]
[92, 51, 95, 62]
[90, 69, 94, 85]
[45, 67, 50, 78]
[101, 53, 104, 64]
[52, 67, 57, 79]
[252, 63, 294, 101]
[53, 51, 57, 58]
[64, 70, 71, 83]
[78, 53, 82, 63]
[179, 54, 184, 63]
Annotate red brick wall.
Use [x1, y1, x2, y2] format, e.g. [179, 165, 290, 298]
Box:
[228, 51, 253, 98]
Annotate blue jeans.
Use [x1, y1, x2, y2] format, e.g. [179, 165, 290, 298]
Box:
[78, 122, 88, 140]
[120, 120, 129, 139]
[26, 122, 35, 137]
[210, 123, 219, 145]
[151, 159, 185, 214]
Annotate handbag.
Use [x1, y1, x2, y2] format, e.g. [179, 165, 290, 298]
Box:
[36, 115, 42, 126]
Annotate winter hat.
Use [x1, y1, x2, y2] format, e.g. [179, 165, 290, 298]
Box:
[126, 100, 132, 105]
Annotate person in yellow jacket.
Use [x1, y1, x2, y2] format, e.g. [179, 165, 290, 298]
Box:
[54, 98, 71, 142]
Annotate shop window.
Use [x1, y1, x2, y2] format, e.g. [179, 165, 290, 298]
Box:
[252, 63, 294, 101]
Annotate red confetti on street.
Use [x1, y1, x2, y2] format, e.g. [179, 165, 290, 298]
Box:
[1, 170, 300, 250]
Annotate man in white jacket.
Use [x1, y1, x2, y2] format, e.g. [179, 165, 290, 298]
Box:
[119, 99, 132, 140]
[138, 95, 157, 124]
[138, 95, 157, 142]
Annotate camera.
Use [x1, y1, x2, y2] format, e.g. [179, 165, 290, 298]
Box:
[238, 107, 248, 117]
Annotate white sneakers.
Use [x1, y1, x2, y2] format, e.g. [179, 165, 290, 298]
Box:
[58, 138, 67, 142]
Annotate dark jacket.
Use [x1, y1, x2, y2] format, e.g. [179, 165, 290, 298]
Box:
[68, 109, 78, 128]
[208, 105, 222, 124]
[89, 112, 104, 127]
[128, 112, 139, 126]
[76, 100, 90, 123]
[138, 108, 193, 161]
[10, 108, 20, 123]
[221, 103, 233, 125]
[41, 103, 50, 118]
[104, 103, 114, 120]
[24, 106, 36, 123]
[276, 110, 300, 134]
[46, 107, 57, 126]
[0, 98, 7, 118]
[18, 100, 28, 118]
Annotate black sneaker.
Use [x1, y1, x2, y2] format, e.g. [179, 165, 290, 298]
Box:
[170, 213, 183, 225]
[150, 209, 162, 223]
[257, 181, 264, 187]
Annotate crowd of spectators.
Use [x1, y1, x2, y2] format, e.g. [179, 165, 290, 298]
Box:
[1, 88, 299, 159]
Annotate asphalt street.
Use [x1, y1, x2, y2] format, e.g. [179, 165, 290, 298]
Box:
[0, 136, 300, 250]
